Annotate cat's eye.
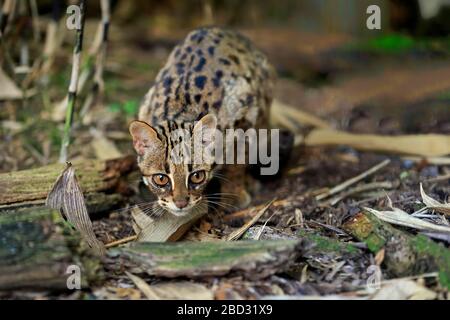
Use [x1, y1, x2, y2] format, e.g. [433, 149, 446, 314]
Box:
[152, 174, 170, 187]
[189, 170, 206, 184]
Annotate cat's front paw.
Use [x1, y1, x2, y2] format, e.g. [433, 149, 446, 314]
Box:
[236, 188, 251, 209]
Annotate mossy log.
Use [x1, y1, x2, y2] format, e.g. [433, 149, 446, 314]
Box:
[108, 240, 305, 280]
[0, 155, 136, 212]
[0, 207, 104, 291]
[343, 211, 450, 289]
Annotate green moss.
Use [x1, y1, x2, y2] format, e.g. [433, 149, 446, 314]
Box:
[123, 240, 299, 272]
[412, 235, 450, 290]
[297, 230, 358, 254]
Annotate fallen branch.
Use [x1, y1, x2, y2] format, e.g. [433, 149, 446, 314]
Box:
[303, 129, 450, 157]
[343, 211, 450, 289]
[109, 240, 305, 280]
[0, 155, 135, 208]
[0, 207, 103, 290]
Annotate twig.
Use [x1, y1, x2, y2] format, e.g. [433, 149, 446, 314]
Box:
[328, 181, 394, 206]
[59, 0, 86, 163]
[28, 0, 40, 43]
[105, 235, 138, 248]
[226, 200, 275, 241]
[0, 0, 15, 37]
[316, 159, 390, 201]
[80, 0, 110, 117]
[255, 210, 278, 240]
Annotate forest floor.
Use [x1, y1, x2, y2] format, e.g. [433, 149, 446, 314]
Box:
[1, 21, 449, 299]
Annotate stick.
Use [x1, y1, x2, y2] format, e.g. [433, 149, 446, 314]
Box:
[0, 0, 15, 37]
[105, 235, 138, 248]
[226, 200, 274, 241]
[79, 0, 111, 117]
[316, 159, 390, 201]
[328, 181, 394, 206]
[59, 0, 86, 163]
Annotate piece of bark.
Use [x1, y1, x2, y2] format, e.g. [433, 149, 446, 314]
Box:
[343, 211, 450, 289]
[0, 155, 136, 206]
[108, 240, 305, 280]
[0, 207, 104, 291]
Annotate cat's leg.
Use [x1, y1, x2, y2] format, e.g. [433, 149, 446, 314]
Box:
[220, 164, 251, 209]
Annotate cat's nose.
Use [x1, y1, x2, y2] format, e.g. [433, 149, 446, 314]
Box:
[174, 199, 188, 209]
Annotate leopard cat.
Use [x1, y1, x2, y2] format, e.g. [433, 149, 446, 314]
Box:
[129, 27, 276, 217]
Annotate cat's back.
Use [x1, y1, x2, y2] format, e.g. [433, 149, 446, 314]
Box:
[139, 27, 275, 130]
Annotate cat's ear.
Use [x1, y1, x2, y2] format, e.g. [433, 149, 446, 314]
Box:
[193, 114, 217, 143]
[129, 120, 161, 156]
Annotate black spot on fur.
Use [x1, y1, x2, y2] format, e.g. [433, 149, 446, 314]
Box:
[213, 70, 223, 87]
[186, 46, 192, 53]
[194, 57, 206, 72]
[229, 54, 240, 65]
[212, 100, 222, 109]
[194, 94, 202, 103]
[184, 93, 191, 105]
[194, 76, 207, 90]
[219, 58, 230, 66]
[207, 46, 215, 56]
[176, 62, 185, 75]
[163, 77, 173, 94]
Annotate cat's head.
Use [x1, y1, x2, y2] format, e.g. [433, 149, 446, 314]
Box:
[129, 114, 217, 217]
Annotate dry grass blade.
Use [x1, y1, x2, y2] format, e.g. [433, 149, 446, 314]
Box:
[125, 272, 160, 300]
[420, 183, 450, 216]
[363, 197, 450, 233]
[227, 200, 275, 241]
[46, 162, 106, 255]
[316, 159, 390, 201]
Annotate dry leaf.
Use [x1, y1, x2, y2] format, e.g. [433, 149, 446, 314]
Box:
[126, 272, 213, 300]
[46, 163, 106, 255]
[0, 67, 22, 100]
[420, 183, 450, 216]
[363, 197, 450, 233]
[305, 129, 450, 157]
[91, 133, 123, 160]
[371, 279, 436, 300]
[374, 248, 385, 266]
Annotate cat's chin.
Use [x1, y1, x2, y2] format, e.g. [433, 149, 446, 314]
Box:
[168, 208, 192, 217]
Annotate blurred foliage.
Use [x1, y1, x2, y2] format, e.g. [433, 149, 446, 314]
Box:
[108, 100, 139, 117]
